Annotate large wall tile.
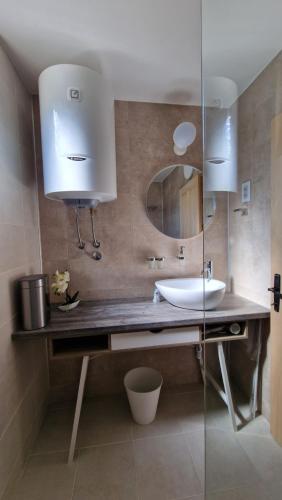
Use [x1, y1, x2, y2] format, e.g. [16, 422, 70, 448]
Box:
[0, 46, 48, 498]
[229, 54, 279, 422]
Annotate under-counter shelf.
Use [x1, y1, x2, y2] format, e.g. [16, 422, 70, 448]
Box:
[48, 321, 249, 359]
[203, 321, 248, 343]
[49, 333, 109, 359]
[110, 326, 200, 351]
[49, 327, 201, 358]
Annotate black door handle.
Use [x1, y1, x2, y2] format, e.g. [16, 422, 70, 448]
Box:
[268, 273, 282, 312]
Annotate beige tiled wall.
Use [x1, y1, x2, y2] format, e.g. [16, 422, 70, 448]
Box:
[35, 99, 228, 299]
[229, 53, 282, 420]
[34, 99, 228, 401]
[229, 67, 274, 307]
[0, 47, 49, 498]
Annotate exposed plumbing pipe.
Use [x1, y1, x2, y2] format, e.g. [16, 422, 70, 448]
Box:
[75, 207, 85, 249]
[90, 208, 100, 248]
[90, 208, 102, 260]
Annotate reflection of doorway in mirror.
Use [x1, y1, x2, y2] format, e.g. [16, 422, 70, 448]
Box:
[204, 192, 216, 226]
[146, 165, 211, 239]
[179, 174, 203, 238]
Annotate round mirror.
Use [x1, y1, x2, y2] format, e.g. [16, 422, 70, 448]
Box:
[146, 165, 216, 239]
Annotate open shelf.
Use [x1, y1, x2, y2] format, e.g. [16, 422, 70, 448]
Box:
[203, 321, 247, 343]
[50, 334, 109, 358]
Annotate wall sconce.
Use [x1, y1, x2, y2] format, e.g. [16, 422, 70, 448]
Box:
[173, 122, 196, 156]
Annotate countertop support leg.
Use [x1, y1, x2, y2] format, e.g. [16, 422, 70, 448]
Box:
[197, 341, 239, 431]
[250, 320, 263, 419]
[217, 341, 237, 432]
[195, 345, 205, 383]
[68, 355, 90, 464]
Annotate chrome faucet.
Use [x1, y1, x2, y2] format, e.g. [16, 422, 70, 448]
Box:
[202, 259, 213, 281]
[177, 245, 185, 260]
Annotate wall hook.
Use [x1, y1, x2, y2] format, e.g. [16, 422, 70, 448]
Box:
[233, 207, 248, 216]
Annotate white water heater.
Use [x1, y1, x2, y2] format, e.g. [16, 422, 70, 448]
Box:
[38, 64, 117, 206]
[204, 76, 238, 193]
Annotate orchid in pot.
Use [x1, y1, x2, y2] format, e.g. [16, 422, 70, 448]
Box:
[51, 270, 80, 311]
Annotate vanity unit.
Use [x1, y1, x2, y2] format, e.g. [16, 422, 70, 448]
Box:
[13, 294, 269, 463]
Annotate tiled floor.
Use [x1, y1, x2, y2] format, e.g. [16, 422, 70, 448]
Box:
[5, 385, 282, 500]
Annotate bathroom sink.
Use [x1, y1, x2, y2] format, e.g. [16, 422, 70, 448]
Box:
[155, 278, 226, 310]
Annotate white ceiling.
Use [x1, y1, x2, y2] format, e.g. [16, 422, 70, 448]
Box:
[1, 0, 282, 103]
[203, 0, 282, 95]
[0, 0, 201, 104]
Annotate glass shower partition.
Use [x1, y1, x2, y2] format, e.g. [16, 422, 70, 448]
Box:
[202, 1, 282, 499]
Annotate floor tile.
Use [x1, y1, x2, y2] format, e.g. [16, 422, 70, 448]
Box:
[234, 483, 274, 500]
[262, 479, 282, 500]
[6, 453, 76, 500]
[206, 482, 271, 500]
[185, 430, 205, 486]
[73, 442, 137, 500]
[77, 395, 132, 447]
[206, 491, 237, 500]
[134, 433, 202, 500]
[180, 496, 204, 500]
[131, 390, 203, 439]
[239, 415, 270, 436]
[205, 390, 241, 432]
[205, 389, 270, 436]
[176, 391, 204, 433]
[31, 407, 74, 454]
[164, 383, 204, 395]
[205, 429, 259, 492]
[236, 432, 282, 483]
[131, 392, 183, 439]
[5, 391, 278, 500]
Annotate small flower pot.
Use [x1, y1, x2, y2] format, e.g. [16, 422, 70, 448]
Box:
[58, 300, 80, 312]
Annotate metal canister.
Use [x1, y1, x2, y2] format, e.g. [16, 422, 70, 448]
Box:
[19, 274, 50, 331]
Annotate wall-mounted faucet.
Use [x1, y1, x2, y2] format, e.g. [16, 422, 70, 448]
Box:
[177, 245, 185, 260]
[202, 259, 213, 281]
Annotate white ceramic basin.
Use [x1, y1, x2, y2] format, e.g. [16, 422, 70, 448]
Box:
[155, 278, 226, 310]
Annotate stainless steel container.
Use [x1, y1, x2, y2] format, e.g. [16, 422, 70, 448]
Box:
[19, 274, 50, 331]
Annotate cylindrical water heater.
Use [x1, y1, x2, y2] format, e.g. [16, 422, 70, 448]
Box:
[204, 76, 238, 193]
[38, 64, 117, 206]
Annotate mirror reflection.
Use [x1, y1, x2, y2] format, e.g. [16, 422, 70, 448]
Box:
[146, 165, 216, 239]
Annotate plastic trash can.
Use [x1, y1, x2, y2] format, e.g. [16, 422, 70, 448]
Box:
[124, 367, 163, 425]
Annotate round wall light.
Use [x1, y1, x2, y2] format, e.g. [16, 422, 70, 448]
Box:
[173, 122, 196, 156]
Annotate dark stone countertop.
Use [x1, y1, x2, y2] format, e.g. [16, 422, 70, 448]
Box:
[13, 294, 270, 340]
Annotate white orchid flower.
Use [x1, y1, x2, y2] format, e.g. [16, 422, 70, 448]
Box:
[64, 271, 70, 282]
[51, 269, 79, 306]
[51, 270, 70, 296]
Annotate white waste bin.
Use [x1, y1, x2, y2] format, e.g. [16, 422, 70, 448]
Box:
[124, 367, 163, 425]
